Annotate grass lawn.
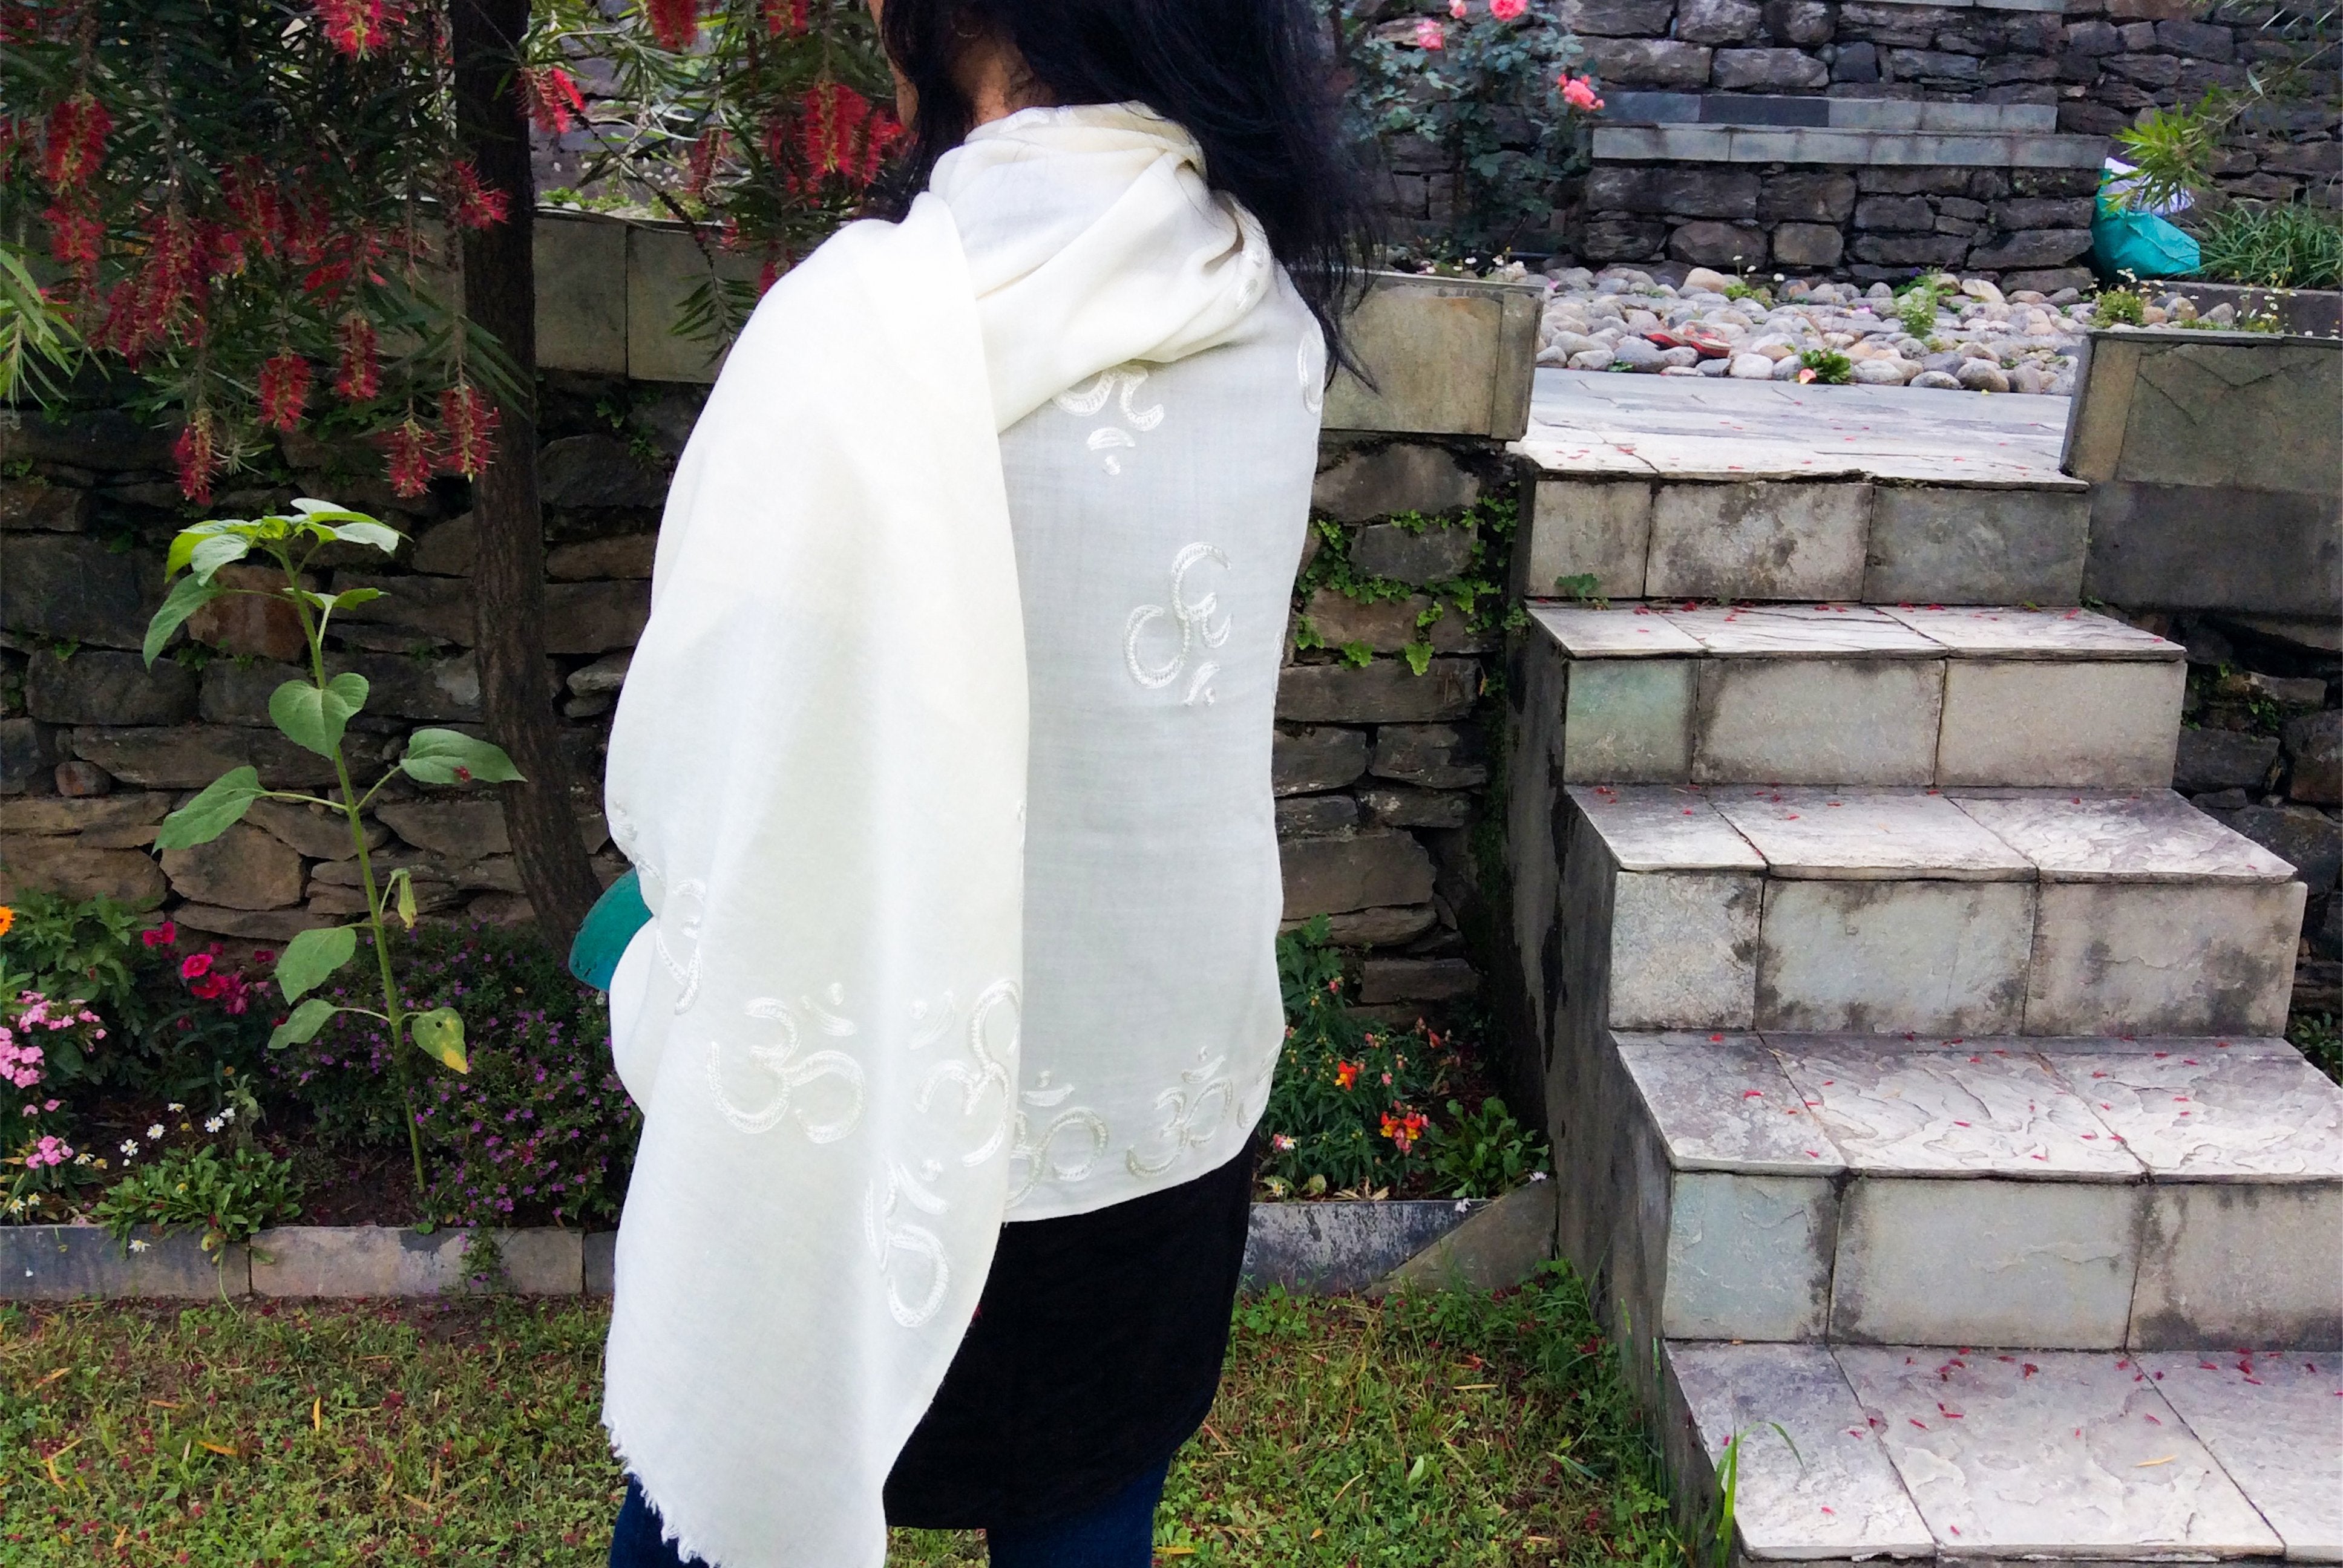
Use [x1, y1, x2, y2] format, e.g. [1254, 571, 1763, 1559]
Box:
[0, 1265, 1688, 1567]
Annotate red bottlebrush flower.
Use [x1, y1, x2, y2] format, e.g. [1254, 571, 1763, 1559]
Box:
[41, 94, 111, 190]
[799, 82, 872, 180]
[259, 352, 312, 433]
[645, 0, 698, 50]
[221, 160, 291, 259]
[523, 65, 587, 136]
[334, 313, 379, 401]
[382, 416, 437, 498]
[446, 160, 510, 231]
[316, 0, 403, 57]
[760, 0, 809, 33]
[436, 382, 499, 479]
[42, 201, 101, 269]
[685, 129, 729, 198]
[172, 411, 220, 505]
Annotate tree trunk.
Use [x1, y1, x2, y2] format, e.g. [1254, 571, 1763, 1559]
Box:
[451, 0, 604, 947]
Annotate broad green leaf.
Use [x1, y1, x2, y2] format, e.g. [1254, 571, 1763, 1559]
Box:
[408, 1007, 470, 1074]
[188, 533, 253, 584]
[164, 518, 244, 580]
[269, 673, 370, 756]
[143, 573, 224, 667]
[267, 998, 341, 1050]
[292, 498, 369, 518]
[276, 925, 357, 1005]
[330, 587, 382, 610]
[330, 520, 403, 555]
[154, 767, 262, 850]
[399, 728, 523, 786]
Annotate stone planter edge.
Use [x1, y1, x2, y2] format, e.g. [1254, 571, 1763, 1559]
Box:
[0, 1196, 1556, 1302]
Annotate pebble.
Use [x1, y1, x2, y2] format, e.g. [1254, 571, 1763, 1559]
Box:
[1536, 265, 2097, 398]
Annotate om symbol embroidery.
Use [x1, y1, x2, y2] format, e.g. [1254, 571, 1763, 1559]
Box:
[704, 985, 866, 1141]
[1004, 1070, 1110, 1209]
[1124, 541, 1233, 707]
[1055, 364, 1165, 476]
[916, 979, 1020, 1169]
[863, 1160, 952, 1328]
[1126, 1047, 1237, 1177]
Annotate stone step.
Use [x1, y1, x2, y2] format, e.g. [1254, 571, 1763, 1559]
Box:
[1582, 1030, 2342, 1353]
[1519, 601, 2183, 790]
[1512, 371, 2089, 606]
[1657, 1340, 2340, 1565]
[1506, 786, 2304, 1075]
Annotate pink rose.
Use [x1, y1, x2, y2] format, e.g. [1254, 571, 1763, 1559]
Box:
[1449, 0, 1467, 15]
[1561, 73, 1605, 111]
[1492, 0, 1528, 18]
[1413, 18, 1446, 47]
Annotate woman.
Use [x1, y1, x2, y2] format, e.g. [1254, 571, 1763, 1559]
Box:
[598, 3, 1366, 1565]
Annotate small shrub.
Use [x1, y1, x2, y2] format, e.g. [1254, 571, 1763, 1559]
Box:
[2092, 288, 2146, 326]
[413, 1005, 637, 1228]
[2292, 1011, 2341, 1087]
[1797, 348, 1852, 385]
[1421, 1096, 1547, 1198]
[1896, 278, 1941, 339]
[94, 1143, 303, 1257]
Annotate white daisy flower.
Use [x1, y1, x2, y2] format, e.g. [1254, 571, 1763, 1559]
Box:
[203, 1116, 224, 1134]
[148, 1124, 165, 1139]
[120, 1140, 139, 1157]
[166, 1102, 185, 1113]
[128, 1240, 151, 1253]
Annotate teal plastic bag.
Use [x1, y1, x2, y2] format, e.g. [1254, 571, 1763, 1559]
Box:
[568, 867, 652, 991]
[2092, 198, 2201, 282]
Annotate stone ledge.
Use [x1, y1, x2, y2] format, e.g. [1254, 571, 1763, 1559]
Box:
[1592, 126, 2108, 168]
[1605, 92, 2059, 134]
[0, 1202, 1541, 1300]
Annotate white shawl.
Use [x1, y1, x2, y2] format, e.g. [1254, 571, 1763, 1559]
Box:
[599, 105, 1274, 1568]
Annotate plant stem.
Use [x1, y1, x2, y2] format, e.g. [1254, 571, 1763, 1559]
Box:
[281, 549, 426, 1197]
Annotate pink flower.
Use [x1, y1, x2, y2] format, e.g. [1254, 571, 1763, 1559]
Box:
[1492, 0, 1527, 17]
[1413, 18, 1446, 47]
[180, 952, 212, 981]
[1449, 0, 1467, 16]
[142, 920, 178, 949]
[1561, 73, 1605, 111]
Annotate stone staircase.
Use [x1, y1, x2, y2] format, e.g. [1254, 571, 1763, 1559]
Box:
[1501, 586, 2342, 1552]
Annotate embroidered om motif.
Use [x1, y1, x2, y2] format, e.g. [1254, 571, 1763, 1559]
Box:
[1055, 364, 1165, 476]
[1004, 1070, 1110, 1209]
[863, 1160, 952, 1328]
[1124, 541, 1232, 707]
[1126, 1047, 1238, 1177]
[915, 979, 1020, 1169]
[704, 985, 866, 1141]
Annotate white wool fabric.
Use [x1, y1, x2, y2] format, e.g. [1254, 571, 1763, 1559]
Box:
[598, 104, 1306, 1568]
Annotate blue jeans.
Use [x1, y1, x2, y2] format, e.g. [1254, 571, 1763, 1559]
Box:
[608, 1457, 1171, 1567]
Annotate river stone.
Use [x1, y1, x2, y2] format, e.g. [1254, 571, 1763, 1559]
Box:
[1910, 371, 1962, 390]
[1611, 336, 1666, 373]
[1955, 360, 2010, 393]
[1850, 358, 1910, 385]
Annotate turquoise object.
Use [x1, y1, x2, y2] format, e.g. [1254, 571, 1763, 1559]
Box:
[569, 867, 652, 991]
[2093, 196, 2201, 282]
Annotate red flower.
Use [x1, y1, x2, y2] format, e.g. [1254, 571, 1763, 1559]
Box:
[382, 416, 437, 498]
[645, 0, 698, 50]
[258, 351, 312, 433]
[790, 82, 902, 189]
[180, 952, 214, 981]
[189, 973, 228, 1001]
[252, 949, 276, 964]
[315, 0, 404, 57]
[522, 66, 588, 136]
[1380, 1109, 1430, 1154]
[41, 95, 111, 190]
[436, 382, 499, 479]
[1334, 1060, 1360, 1091]
[142, 921, 179, 949]
[445, 160, 510, 231]
[171, 412, 220, 505]
[42, 201, 100, 270]
[333, 313, 379, 401]
[761, 0, 810, 34]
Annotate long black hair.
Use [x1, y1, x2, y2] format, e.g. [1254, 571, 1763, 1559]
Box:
[873, 0, 1375, 371]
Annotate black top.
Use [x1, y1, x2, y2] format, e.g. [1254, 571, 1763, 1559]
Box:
[882, 1137, 1257, 1530]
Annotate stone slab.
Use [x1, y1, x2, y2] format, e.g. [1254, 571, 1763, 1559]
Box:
[1936, 659, 2184, 790]
[1863, 485, 2091, 606]
[1375, 1179, 1556, 1293]
[1618, 1031, 1845, 1174]
[1561, 660, 1695, 783]
[1714, 788, 2035, 880]
[2022, 880, 2305, 1038]
[1521, 479, 1653, 601]
[1659, 603, 1938, 657]
[1530, 603, 1703, 656]
[1569, 784, 1765, 870]
[0, 1225, 247, 1299]
[1773, 1039, 2144, 1178]
[1663, 1170, 1840, 1341]
[2137, 1351, 2343, 1560]
[1666, 1342, 1935, 1559]
[1240, 1200, 1478, 1292]
[2043, 1048, 2343, 1180]
[1882, 606, 2180, 659]
[1757, 878, 2036, 1035]
[2130, 1181, 2343, 1349]
[1692, 657, 1944, 786]
[2085, 479, 2343, 619]
[1836, 1347, 2284, 1555]
[1612, 870, 1765, 1030]
[1953, 790, 2298, 883]
[1645, 482, 1872, 601]
[586, 1230, 616, 1296]
[249, 1226, 582, 1296]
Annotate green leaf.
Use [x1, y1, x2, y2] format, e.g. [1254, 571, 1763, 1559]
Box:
[329, 587, 382, 610]
[268, 673, 370, 756]
[408, 1007, 470, 1074]
[398, 729, 523, 787]
[267, 998, 341, 1050]
[164, 519, 244, 580]
[188, 533, 253, 584]
[330, 520, 404, 555]
[276, 925, 357, 1005]
[143, 573, 224, 667]
[1401, 639, 1433, 676]
[155, 767, 263, 850]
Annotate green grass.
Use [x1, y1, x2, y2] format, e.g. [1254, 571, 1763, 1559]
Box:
[0, 1266, 1685, 1566]
[2194, 201, 2343, 292]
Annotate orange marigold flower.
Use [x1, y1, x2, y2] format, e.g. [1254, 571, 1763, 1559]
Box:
[0, 905, 14, 939]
